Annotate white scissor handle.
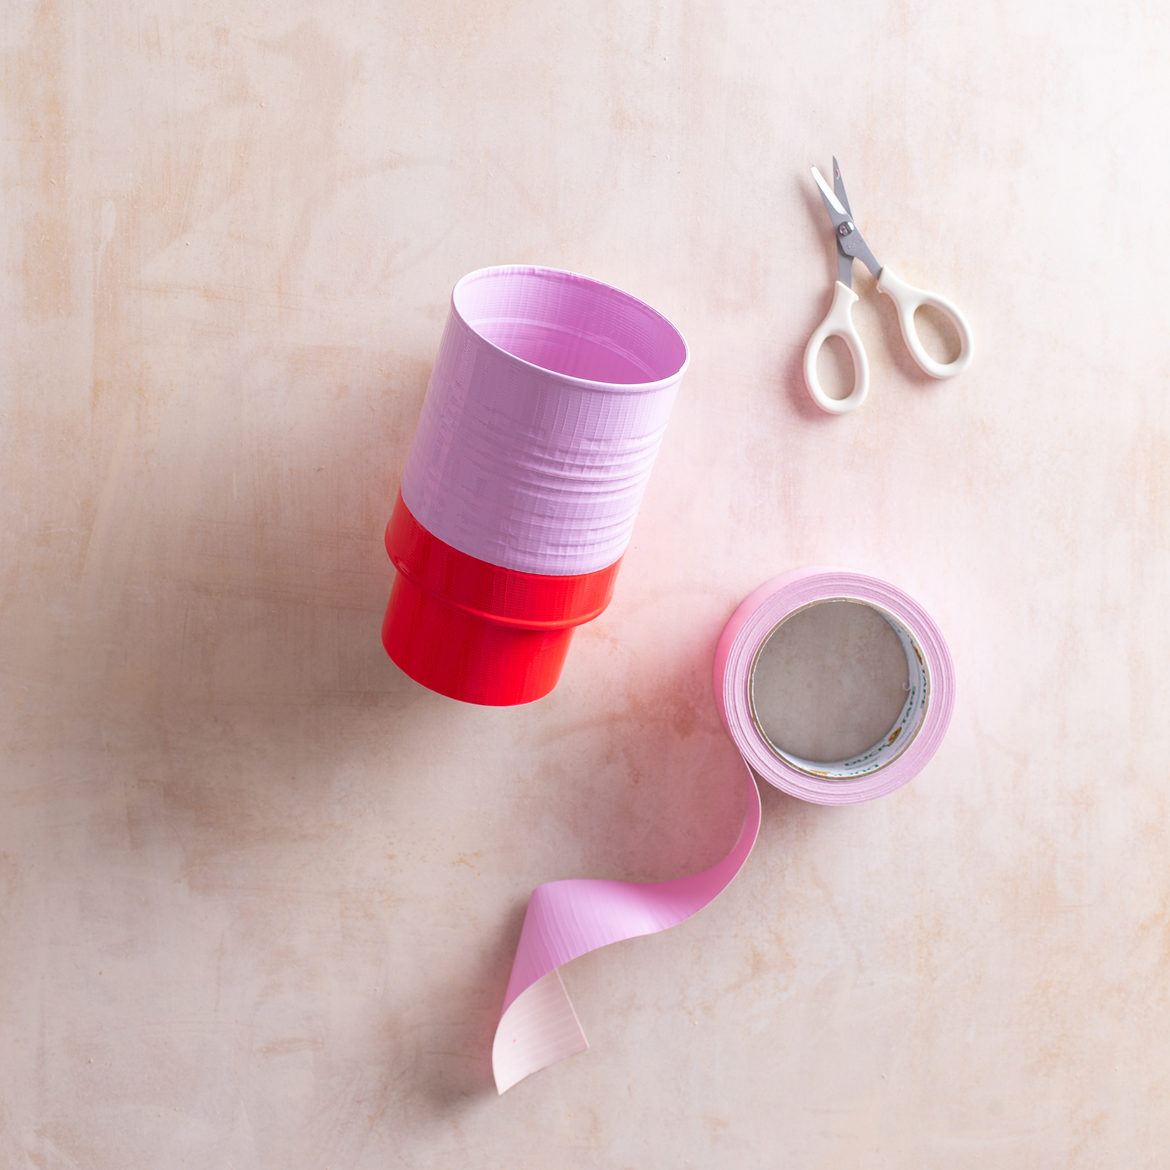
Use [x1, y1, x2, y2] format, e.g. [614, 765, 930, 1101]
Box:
[803, 280, 870, 414]
[876, 268, 974, 379]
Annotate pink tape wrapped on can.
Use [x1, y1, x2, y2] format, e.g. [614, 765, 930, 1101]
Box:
[383, 265, 690, 704]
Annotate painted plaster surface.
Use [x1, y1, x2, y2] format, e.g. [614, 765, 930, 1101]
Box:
[2, 1, 1169, 1166]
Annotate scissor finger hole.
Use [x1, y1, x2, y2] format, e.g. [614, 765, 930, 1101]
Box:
[815, 335, 855, 402]
[913, 304, 961, 364]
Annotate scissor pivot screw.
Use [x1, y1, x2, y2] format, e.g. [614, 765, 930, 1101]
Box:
[837, 221, 855, 238]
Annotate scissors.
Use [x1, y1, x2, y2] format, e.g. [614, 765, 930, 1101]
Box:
[803, 158, 973, 414]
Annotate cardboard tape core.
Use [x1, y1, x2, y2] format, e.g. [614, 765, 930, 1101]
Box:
[748, 598, 931, 781]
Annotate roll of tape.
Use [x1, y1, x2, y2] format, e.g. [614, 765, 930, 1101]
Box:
[492, 569, 955, 1092]
[715, 568, 956, 806]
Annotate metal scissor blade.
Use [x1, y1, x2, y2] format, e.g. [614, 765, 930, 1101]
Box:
[811, 165, 849, 225]
[812, 159, 882, 282]
[830, 156, 852, 218]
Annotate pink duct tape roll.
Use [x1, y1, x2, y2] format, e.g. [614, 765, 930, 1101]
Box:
[715, 568, 956, 805]
[401, 265, 689, 576]
[492, 568, 956, 1092]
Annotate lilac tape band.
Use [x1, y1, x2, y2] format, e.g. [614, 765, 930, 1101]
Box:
[401, 265, 689, 576]
[492, 569, 956, 1092]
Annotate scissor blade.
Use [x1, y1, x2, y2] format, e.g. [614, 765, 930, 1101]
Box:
[812, 159, 882, 281]
[831, 156, 853, 218]
[811, 166, 849, 224]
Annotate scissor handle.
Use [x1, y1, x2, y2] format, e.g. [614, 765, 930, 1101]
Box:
[803, 280, 870, 414]
[876, 268, 973, 379]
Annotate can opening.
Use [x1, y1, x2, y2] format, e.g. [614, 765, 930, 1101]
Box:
[452, 265, 689, 387]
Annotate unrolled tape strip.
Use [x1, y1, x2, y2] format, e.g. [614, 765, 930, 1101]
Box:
[492, 568, 956, 1092]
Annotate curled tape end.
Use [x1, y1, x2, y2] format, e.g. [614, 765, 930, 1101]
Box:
[491, 781, 763, 1090]
[492, 969, 588, 1093]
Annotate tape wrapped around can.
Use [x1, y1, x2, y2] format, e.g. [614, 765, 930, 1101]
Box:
[382, 264, 689, 705]
[492, 568, 956, 1092]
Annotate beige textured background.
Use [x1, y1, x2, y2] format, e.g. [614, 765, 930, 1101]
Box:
[3, 1, 1169, 1166]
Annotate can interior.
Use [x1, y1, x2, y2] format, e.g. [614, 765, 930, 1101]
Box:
[453, 265, 689, 387]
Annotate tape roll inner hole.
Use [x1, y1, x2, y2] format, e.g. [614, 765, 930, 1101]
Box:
[748, 599, 930, 780]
